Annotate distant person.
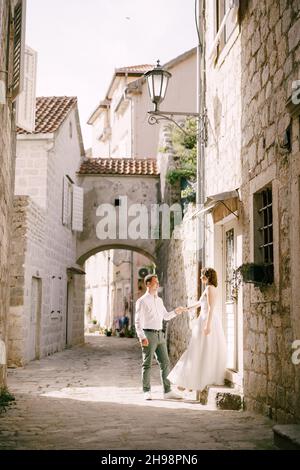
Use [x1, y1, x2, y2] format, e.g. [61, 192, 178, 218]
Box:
[119, 314, 129, 336]
[121, 314, 129, 331]
[168, 268, 226, 394]
[135, 274, 185, 401]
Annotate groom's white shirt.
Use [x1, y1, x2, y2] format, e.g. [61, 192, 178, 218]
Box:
[135, 292, 176, 341]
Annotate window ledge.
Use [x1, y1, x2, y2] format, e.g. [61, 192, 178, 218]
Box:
[214, 25, 240, 69]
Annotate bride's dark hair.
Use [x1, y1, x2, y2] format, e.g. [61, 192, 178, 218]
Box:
[201, 267, 218, 287]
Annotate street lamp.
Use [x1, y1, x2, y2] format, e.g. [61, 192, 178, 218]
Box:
[144, 60, 171, 112]
[144, 60, 203, 138]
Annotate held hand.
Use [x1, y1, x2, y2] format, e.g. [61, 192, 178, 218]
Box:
[175, 306, 186, 315]
[141, 338, 149, 347]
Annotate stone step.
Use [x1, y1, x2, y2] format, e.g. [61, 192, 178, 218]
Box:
[199, 385, 243, 410]
[273, 425, 300, 450]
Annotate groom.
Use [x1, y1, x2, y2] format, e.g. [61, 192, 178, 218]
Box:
[135, 274, 184, 400]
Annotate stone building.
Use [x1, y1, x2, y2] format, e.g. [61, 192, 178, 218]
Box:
[88, 48, 196, 160]
[201, 0, 243, 391]
[8, 96, 85, 366]
[240, 0, 300, 422]
[0, 0, 27, 387]
[162, 0, 300, 422]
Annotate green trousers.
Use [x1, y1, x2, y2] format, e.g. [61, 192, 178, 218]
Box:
[141, 330, 171, 393]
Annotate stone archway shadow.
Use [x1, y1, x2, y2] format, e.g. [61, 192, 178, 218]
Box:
[77, 244, 157, 267]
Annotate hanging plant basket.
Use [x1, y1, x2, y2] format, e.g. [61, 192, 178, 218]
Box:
[236, 263, 274, 286]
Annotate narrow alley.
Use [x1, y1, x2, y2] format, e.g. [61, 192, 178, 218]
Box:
[0, 336, 274, 450]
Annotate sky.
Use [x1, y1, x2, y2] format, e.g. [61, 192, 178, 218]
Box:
[26, 0, 197, 149]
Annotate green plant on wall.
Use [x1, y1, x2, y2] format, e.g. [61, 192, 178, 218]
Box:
[181, 184, 197, 202]
[166, 118, 197, 193]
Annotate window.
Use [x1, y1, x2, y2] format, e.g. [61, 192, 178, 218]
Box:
[62, 176, 83, 232]
[216, 0, 237, 55]
[254, 187, 273, 265]
[62, 176, 73, 227]
[16, 46, 37, 132]
[11, 0, 26, 101]
[225, 228, 235, 302]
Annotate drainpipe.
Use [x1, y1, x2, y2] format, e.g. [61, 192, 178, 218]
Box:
[196, 0, 206, 286]
[130, 251, 134, 327]
[106, 250, 111, 328]
[124, 86, 135, 159]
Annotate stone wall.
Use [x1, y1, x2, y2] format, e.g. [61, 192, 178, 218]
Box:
[157, 205, 198, 366]
[240, 0, 300, 422]
[0, 1, 15, 387]
[77, 174, 160, 264]
[205, 3, 242, 197]
[8, 197, 29, 366]
[155, 120, 198, 365]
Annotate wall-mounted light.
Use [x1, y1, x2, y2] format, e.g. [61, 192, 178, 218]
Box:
[144, 60, 206, 142]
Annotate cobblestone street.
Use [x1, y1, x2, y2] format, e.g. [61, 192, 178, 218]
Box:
[0, 336, 276, 450]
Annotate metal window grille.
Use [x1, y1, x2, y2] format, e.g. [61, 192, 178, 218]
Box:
[258, 188, 273, 264]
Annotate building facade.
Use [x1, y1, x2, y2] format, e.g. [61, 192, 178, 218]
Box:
[240, 0, 300, 422]
[0, 0, 27, 387]
[88, 49, 197, 159]
[160, 0, 300, 423]
[8, 96, 86, 366]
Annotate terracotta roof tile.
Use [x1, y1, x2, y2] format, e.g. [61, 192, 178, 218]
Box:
[78, 158, 159, 176]
[116, 64, 154, 74]
[17, 96, 77, 134]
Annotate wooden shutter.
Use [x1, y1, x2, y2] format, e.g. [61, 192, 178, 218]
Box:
[72, 185, 84, 232]
[62, 176, 70, 225]
[16, 46, 37, 131]
[11, 0, 26, 101]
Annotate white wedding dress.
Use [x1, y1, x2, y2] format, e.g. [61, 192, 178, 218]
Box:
[168, 287, 227, 391]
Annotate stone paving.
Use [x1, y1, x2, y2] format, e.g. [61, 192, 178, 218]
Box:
[0, 335, 275, 450]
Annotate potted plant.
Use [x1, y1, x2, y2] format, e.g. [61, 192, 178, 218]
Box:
[236, 263, 274, 286]
[104, 328, 112, 337]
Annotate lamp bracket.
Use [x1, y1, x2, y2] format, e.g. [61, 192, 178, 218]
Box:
[148, 110, 208, 144]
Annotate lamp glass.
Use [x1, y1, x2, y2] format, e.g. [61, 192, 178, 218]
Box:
[145, 62, 171, 108]
[146, 75, 154, 102]
[153, 73, 164, 103]
[160, 75, 168, 102]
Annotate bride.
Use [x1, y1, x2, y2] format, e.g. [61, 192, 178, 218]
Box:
[167, 268, 227, 392]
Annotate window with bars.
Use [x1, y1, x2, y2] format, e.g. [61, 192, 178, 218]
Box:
[254, 187, 274, 265]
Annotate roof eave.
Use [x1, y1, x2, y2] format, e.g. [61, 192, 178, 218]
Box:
[17, 132, 55, 140]
[163, 47, 197, 71]
[76, 172, 159, 177]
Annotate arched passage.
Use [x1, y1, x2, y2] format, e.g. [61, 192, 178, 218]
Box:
[79, 246, 155, 342]
[72, 165, 161, 346]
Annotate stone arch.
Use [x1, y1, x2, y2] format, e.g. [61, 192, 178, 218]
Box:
[77, 244, 157, 266]
[76, 173, 160, 267]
